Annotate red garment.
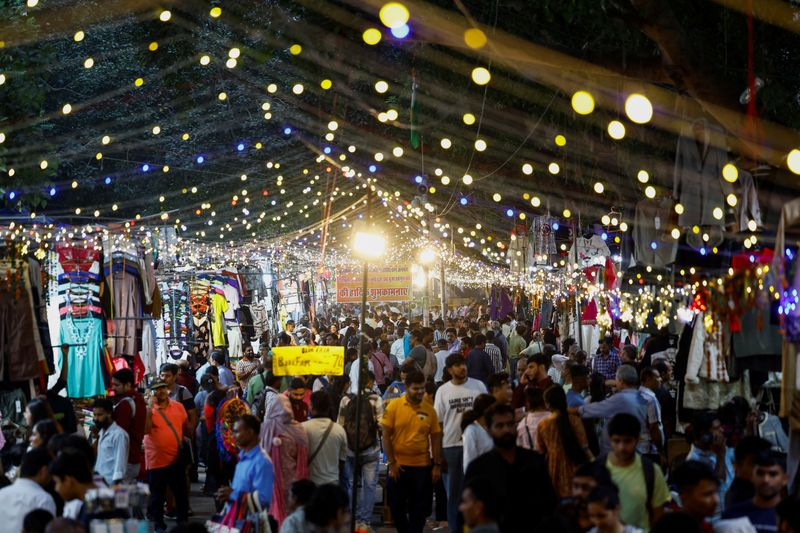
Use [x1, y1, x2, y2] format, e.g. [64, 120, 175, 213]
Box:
[177, 372, 198, 396]
[113, 390, 147, 465]
[731, 247, 773, 272]
[204, 402, 216, 433]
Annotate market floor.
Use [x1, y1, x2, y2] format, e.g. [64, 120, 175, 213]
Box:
[180, 474, 450, 532]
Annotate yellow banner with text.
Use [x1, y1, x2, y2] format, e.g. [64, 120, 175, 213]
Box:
[272, 346, 345, 376]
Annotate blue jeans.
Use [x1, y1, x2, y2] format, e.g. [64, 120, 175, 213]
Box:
[342, 452, 381, 524]
[442, 446, 464, 532]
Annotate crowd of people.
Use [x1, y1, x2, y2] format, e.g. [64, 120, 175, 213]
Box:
[1, 308, 799, 533]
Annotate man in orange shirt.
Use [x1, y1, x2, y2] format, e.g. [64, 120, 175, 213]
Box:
[144, 379, 191, 532]
[382, 368, 443, 533]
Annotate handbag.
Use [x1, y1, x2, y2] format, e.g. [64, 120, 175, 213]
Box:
[245, 491, 272, 533]
[155, 407, 195, 466]
[206, 496, 247, 533]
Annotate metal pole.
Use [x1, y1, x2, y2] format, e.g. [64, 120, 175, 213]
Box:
[423, 265, 430, 327]
[351, 261, 368, 533]
[440, 259, 446, 322]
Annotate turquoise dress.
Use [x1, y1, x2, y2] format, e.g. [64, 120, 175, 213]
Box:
[61, 315, 106, 398]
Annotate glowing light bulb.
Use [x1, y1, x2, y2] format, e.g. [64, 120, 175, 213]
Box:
[218, 92, 227, 101]
[148, 42, 158, 51]
[386, 109, 398, 121]
[571, 91, 595, 115]
[363, 28, 382, 45]
[209, 6, 222, 17]
[152, 125, 161, 135]
[645, 186, 656, 198]
[83, 57, 94, 68]
[74, 30, 85, 42]
[671, 228, 681, 240]
[530, 196, 541, 207]
[267, 83, 277, 93]
[594, 182, 604, 194]
[726, 193, 738, 207]
[441, 176, 451, 185]
[474, 139, 487, 151]
[328, 120, 338, 131]
[159, 10, 171, 21]
[374, 80, 389, 93]
[289, 44, 302, 55]
[555, 135, 567, 147]
[788, 149, 800, 175]
[62, 103, 72, 114]
[722, 163, 739, 183]
[625, 93, 653, 124]
[675, 203, 684, 215]
[134, 77, 144, 87]
[548, 163, 560, 174]
[522, 163, 533, 175]
[712, 207, 724, 220]
[463, 113, 476, 125]
[493, 193, 501, 202]
[320, 79, 332, 90]
[563, 209, 572, 218]
[292, 83, 304, 94]
[471, 67, 491, 85]
[392, 147, 404, 157]
[608, 120, 625, 140]
[462, 174, 473, 185]
[440, 138, 451, 149]
[464, 28, 487, 49]
[101, 135, 110, 145]
[379, 2, 410, 29]
[637, 170, 649, 183]
[602, 215, 611, 225]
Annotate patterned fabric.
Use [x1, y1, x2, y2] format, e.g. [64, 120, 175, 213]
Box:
[590, 352, 621, 381]
[485, 343, 504, 373]
[216, 396, 250, 462]
[537, 413, 590, 498]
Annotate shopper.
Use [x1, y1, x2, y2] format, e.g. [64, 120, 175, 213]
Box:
[487, 372, 513, 405]
[215, 414, 274, 510]
[484, 331, 504, 374]
[49, 449, 97, 523]
[302, 391, 347, 486]
[671, 460, 719, 531]
[110, 368, 146, 483]
[29, 420, 59, 450]
[538, 385, 592, 497]
[369, 339, 393, 391]
[339, 371, 383, 531]
[464, 403, 557, 532]
[381, 368, 443, 533]
[600, 413, 670, 532]
[279, 479, 317, 533]
[722, 450, 789, 533]
[235, 344, 260, 391]
[586, 484, 643, 533]
[260, 394, 308, 526]
[0, 448, 56, 533]
[303, 484, 350, 532]
[459, 477, 501, 533]
[725, 436, 772, 509]
[159, 363, 198, 429]
[466, 334, 494, 385]
[590, 339, 622, 383]
[286, 377, 310, 422]
[568, 364, 590, 407]
[433, 353, 487, 532]
[144, 379, 191, 531]
[91, 397, 129, 486]
[516, 387, 550, 451]
[433, 339, 450, 384]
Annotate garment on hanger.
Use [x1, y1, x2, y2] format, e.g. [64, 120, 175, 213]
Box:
[685, 312, 729, 384]
[568, 234, 609, 269]
[529, 216, 557, 266]
[61, 314, 107, 397]
[673, 118, 730, 228]
[737, 169, 762, 232]
[633, 198, 678, 268]
[0, 260, 45, 381]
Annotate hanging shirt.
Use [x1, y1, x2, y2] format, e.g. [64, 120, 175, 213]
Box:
[633, 198, 678, 268]
[569, 235, 610, 269]
[61, 315, 106, 398]
[211, 293, 229, 347]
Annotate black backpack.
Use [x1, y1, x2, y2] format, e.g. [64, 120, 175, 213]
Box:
[342, 393, 378, 452]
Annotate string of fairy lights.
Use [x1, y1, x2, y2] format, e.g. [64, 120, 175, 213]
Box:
[2, 0, 800, 330]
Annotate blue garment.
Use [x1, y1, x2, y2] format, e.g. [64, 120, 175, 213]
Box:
[342, 451, 380, 523]
[403, 332, 411, 357]
[578, 388, 650, 453]
[466, 348, 493, 385]
[229, 446, 274, 509]
[567, 390, 585, 408]
[218, 367, 235, 387]
[196, 362, 211, 382]
[721, 500, 777, 533]
[61, 316, 106, 398]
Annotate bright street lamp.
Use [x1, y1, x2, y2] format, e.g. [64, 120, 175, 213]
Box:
[352, 230, 386, 259]
[418, 246, 438, 326]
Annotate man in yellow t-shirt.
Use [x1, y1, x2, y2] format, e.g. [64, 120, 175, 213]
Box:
[605, 413, 671, 532]
[382, 368, 443, 533]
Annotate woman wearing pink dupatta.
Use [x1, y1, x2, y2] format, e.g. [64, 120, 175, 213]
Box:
[259, 393, 308, 526]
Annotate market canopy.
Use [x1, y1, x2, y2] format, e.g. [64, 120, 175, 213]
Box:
[2, 0, 800, 279]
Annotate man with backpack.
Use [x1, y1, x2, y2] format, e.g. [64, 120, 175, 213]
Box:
[249, 371, 283, 422]
[599, 413, 670, 532]
[338, 370, 383, 532]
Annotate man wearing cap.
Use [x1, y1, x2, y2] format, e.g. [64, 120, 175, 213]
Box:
[433, 353, 488, 532]
[144, 379, 191, 531]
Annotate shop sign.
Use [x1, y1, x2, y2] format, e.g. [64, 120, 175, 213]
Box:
[335, 266, 412, 303]
[272, 345, 345, 376]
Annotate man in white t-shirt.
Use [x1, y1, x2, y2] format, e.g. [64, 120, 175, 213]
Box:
[390, 325, 407, 365]
[433, 353, 487, 532]
[434, 339, 450, 384]
[302, 391, 348, 485]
